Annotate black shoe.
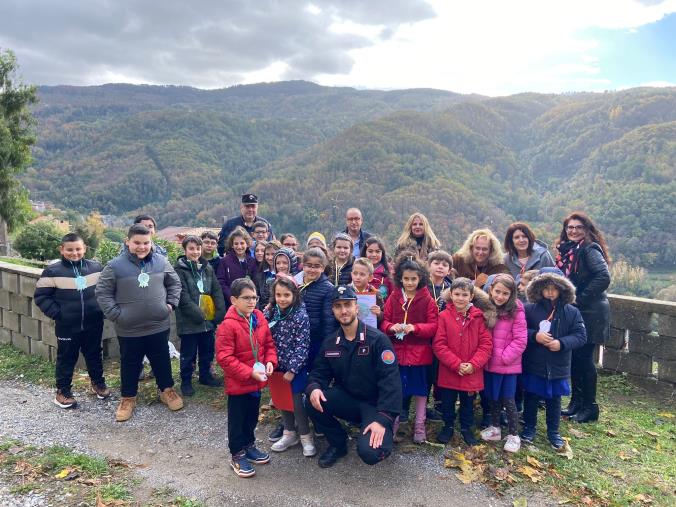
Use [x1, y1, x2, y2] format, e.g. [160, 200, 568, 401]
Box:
[180, 382, 195, 397]
[199, 375, 223, 387]
[561, 390, 582, 417]
[268, 423, 284, 442]
[520, 426, 536, 444]
[571, 403, 599, 423]
[318, 446, 347, 468]
[548, 432, 565, 450]
[479, 415, 490, 430]
[437, 425, 454, 444]
[461, 428, 478, 446]
[500, 411, 508, 428]
[426, 407, 442, 421]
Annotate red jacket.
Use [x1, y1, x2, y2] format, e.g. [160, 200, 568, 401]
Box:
[433, 304, 492, 392]
[216, 307, 278, 395]
[380, 287, 438, 366]
[370, 264, 395, 301]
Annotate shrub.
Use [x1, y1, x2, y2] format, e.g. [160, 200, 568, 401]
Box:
[609, 259, 651, 298]
[13, 222, 62, 261]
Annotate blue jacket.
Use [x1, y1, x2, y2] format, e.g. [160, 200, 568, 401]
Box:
[293, 272, 337, 361]
[264, 303, 311, 374]
[524, 273, 587, 380]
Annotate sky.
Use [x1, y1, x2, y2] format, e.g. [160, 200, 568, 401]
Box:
[1, 0, 675, 96]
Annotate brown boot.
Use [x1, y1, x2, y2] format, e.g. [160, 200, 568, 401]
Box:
[90, 381, 111, 400]
[54, 389, 77, 409]
[116, 397, 136, 422]
[159, 387, 184, 411]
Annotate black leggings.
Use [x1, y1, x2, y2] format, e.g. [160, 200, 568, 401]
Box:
[571, 342, 597, 401]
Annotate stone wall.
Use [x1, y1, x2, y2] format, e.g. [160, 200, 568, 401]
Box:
[0, 261, 178, 367]
[1, 261, 674, 384]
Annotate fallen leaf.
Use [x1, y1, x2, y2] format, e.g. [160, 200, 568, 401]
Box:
[55, 467, 72, 479]
[494, 467, 510, 481]
[423, 440, 445, 449]
[8, 446, 23, 455]
[634, 493, 654, 504]
[526, 456, 543, 469]
[517, 465, 542, 483]
[609, 469, 625, 479]
[455, 462, 485, 484]
[512, 497, 528, 507]
[107, 459, 131, 468]
[657, 412, 673, 418]
[568, 428, 588, 439]
[618, 451, 631, 461]
[555, 438, 574, 460]
[606, 429, 617, 437]
[646, 431, 659, 438]
[444, 451, 471, 469]
[581, 497, 594, 506]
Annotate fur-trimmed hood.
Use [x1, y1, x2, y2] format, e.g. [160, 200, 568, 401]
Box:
[442, 286, 497, 329]
[526, 272, 576, 305]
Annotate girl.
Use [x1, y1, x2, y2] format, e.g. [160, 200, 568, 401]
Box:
[216, 227, 257, 306]
[261, 248, 299, 312]
[215, 278, 277, 478]
[264, 275, 315, 456]
[255, 241, 279, 310]
[479, 274, 527, 453]
[555, 212, 611, 423]
[522, 270, 586, 450]
[350, 257, 384, 326]
[381, 254, 438, 443]
[327, 233, 354, 286]
[433, 278, 493, 446]
[516, 269, 539, 303]
[253, 240, 267, 264]
[394, 212, 441, 261]
[174, 236, 227, 397]
[503, 222, 555, 279]
[361, 236, 395, 301]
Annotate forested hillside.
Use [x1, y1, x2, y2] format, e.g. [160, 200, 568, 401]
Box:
[21, 82, 676, 268]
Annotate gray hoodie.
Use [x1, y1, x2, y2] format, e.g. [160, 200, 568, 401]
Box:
[503, 239, 555, 279]
[96, 249, 181, 337]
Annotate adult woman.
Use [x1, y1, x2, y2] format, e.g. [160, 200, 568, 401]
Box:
[555, 212, 611, 423]
[503, 222, 555, 279]
[394, 212, 441, 261]
[453, 229, 509, 288]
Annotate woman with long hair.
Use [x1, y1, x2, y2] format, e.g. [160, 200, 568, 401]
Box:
[503, 222, 555, 279]
[394, 212, 441, 261]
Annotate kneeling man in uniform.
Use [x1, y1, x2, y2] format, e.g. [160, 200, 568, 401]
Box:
[306, 285, 402, 468]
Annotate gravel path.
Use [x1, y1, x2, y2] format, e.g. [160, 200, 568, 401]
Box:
[0, 380, 544, 506]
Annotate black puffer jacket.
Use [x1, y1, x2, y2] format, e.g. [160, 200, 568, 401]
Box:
[34, 258, 104, 336]
[293, 272, 337, 363]
[174, 256, 226, 335]
[565, 242, 610, 344]
[524, 273, 587, 380]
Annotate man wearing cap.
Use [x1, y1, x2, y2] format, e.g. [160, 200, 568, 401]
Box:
[305, 285, 402, 468]
[338, 208, 372, 258]
[217, 194, 274, 256]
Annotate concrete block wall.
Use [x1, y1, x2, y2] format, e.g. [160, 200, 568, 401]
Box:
[0, 261, 178, 367]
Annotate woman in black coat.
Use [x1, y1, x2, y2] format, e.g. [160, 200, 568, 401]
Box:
[555, 212, 611, 423]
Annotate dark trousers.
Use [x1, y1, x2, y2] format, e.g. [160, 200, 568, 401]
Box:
[118, 330, 174, 397]
[439, 388, 475, 430]
[179, 331, 215, 382]
[227, 392, 261, 455]
[571, 342, 598, 404]
[55, 321, 105, 391]
[305, 387, 394, 465]
[523, 392, 561, 435]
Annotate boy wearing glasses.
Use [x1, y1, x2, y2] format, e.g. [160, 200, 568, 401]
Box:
[216, 278, 278, 478]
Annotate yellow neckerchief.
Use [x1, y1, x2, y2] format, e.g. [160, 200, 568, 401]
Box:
[401, 289, 416, 325]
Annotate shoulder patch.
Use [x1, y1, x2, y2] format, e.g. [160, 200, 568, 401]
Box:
[381, 349, 395, 365]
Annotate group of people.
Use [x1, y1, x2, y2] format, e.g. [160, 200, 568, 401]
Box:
[33, 193, 611, 479]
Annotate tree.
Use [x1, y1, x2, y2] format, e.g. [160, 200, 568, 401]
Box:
[0, 49, 37, 232]
[13, 221, 62, 261]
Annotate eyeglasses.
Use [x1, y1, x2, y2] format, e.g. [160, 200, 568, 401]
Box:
[346, 217, 362, 222]
[237, 296, 260, 302]
[566, 225, 585, 231]
[304, 263, 323, 269]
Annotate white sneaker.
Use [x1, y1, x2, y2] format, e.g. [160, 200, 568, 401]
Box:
[271, 430, 299, 452]
[480, 426, 502, 441]
[300, 434, 317, 457]
[504, 434, 521, 453]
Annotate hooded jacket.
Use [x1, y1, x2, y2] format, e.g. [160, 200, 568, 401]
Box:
[264, 303, 311, 374]
[524, 273, 587, 380]
[174, 256, 226, 335]
[485, 300, 528, 375]
[215, 307, 278, 395]
[433, 304, 493, 391]
[380, 287, 438, 366]
[96, 249, 181, 337]
[34, 257, 104, 337]
[503, 239, 555, 279]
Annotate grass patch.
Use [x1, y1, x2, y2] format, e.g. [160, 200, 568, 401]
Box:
[0, 256, 46, 269]
[10, 481, 41, 494]
[0, 344, 55, 385]
[172, 496, 206, 507]
[98, 482, 132, 501]
[38, 445, 109, 476]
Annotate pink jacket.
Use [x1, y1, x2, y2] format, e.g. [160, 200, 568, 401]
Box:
[485, 300, 527, 375]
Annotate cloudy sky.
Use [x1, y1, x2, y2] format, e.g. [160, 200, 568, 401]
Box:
[2, 0, 675, 95]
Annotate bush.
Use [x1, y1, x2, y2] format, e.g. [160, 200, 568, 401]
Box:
[609, 259, 651, 297]
[13, 222, 63, 261]
[656, 284, 676, 302]
[94, 238, 122, 266]
[154, 237, 181, 264]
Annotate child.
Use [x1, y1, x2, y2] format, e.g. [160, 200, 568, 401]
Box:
[350, 257, 384, 326]
[361, 236, 395, 301]
[522, 270, 586, 450]
[327, 233, 355, 286]
[35, 232, 109, 409]
[132, 214, 167, 257]
[433, 277, 492, 445]
[96, 224, 184, 422]
[200, 231, 221, 271]
[480, 274, 527, 453]
[427, 250, 454, 312]
[216, 278, 277, 478]
[260, 248, 298, 311]
[256, 241, 280, 309]
[263, 275, 315, 456]
[517, 269, 539, 303]
[380, 254, 438, 443]
[174, 236, 227, 396]
[216, 226, 257, 306]
[253, 240, 267, 264]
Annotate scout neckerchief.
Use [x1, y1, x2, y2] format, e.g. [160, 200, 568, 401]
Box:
[188, 258, 204, 293]
[268, 304, 295, 329]
[238, 310, 263, 369]
[539, 305, 557, 333]
[298, 275, 315, 293]
[333, 259, 347, 286]
[138, 259, 150, 288]
[431, 280, 448, 309]
[70, 260, 87, 291]
[395, 288, 416, 340]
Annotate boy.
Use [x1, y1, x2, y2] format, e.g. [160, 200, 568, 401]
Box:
[96, 224, 184, 422]
[516, 269, 539, 303]
[200, 231, 221, 271]
[216, 278, 277, 478]
[35, 233, 109, 409]
[427, 250, 454, 312]
[132, 214, 168, 257]
[433, 277, 493, 445]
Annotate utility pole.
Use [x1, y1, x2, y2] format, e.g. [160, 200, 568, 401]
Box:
[0, 218, 9, 256]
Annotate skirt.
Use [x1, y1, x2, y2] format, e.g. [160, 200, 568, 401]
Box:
[483, 372, 518, 401]
[521, 373, 570, 400]
[400, 365, 428, 397]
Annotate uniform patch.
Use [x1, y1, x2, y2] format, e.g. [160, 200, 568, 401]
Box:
[381, 350, 395, 364]
[325, 350, 341, 358]
[358, 345, 370, 356]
